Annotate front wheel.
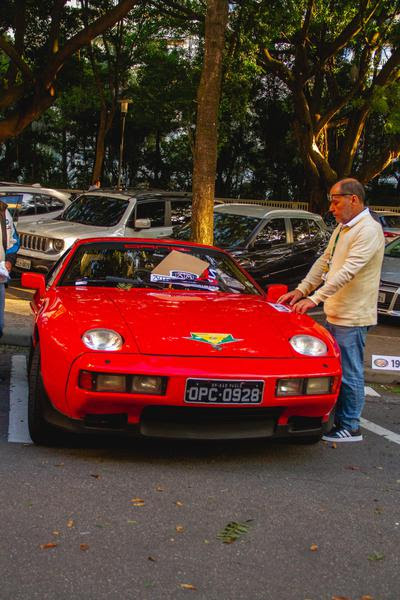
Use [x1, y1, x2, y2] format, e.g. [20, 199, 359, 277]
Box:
[28, 345, 59, 445]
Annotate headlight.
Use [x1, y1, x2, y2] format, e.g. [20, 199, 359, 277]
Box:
[52, 239, 64, 252]
[276, 379, 303, 396]
[289, 335, 327, 356]
[82, 329, 123, 351]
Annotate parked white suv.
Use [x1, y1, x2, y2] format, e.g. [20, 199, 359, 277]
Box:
[15, 189, 192, 273]
[0, 183, 71, 223]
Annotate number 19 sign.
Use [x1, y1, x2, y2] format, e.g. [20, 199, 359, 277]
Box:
[372, 355, 400, 371]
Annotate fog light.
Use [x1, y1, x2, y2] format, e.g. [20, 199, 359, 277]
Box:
[96, 374, 126, 392]
[131, 375, 163, 394]
[79, 370, 95, 390]
[276, 378, 304, 396]
[306, 377, 331, 394]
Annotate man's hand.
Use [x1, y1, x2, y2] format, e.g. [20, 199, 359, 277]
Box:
[277, 289, 303, 305]
[5, 261, 12, 272]
[291, 298, 316, 314]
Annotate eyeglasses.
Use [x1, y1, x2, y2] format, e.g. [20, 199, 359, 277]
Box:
[328, 193, 353, 202]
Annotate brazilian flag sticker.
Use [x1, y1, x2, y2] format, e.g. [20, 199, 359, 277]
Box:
[185, 332, 242, 348]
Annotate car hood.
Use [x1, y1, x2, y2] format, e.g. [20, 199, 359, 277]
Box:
[18, 220, 111, 238]
[381, 256, 400, 286]
[53, 288, 331, 358]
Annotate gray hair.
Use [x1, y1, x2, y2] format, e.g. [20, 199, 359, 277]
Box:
[337, 178, 365, 203]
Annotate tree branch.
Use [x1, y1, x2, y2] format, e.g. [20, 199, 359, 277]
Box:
[0, 35, 34, 82]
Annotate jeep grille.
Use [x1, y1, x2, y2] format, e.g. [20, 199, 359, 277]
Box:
[20, 233, 50, 252]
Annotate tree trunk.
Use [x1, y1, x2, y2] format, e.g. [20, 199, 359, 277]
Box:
[92, 105, 107, 183]
[191, 0, 228, 245]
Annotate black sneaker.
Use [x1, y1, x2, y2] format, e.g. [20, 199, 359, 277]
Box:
[322, 426, 363, 442]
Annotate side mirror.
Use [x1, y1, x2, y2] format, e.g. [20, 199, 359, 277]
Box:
[134, 218, 151, 229]
[21, 272, 46, 297]
[266, 283, 288, 303]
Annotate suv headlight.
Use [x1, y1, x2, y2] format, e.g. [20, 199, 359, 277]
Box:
[289, 335, 327, 356]
[52, 239, 64, 252]
[82, 329, 123, 351]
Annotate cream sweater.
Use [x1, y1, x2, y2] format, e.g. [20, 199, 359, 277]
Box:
[296, 211, 385, 326]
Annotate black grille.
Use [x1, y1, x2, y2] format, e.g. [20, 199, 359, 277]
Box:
[20, 233, 50, 252]
[141, 405, 283, 423]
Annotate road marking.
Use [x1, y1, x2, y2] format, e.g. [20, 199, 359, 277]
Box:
[8, 355, 32, 444]
[364, 386, 381, 397]
[360, 418, 400, 446]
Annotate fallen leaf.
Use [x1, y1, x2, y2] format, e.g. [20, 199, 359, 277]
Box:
[368, 551, 384, 561]
[127, 520, 137, 524]
[90, 473, 100, 479]
[156, 485, 164, 492]
[80, 544, 89, 551]
[180, 584, 196, 590]
[40, 542, 58, 549]
[331, 596, 351, 600]
[217, 520, 252, 544]
[148, 556, 156, 562]
[54, 463, 64, 467]
[345, 465, 360, 471]
[332, 442, 337, 449]
[67, 519, 75, 528]
[360, 596, 374, 600]
[131, 498, 145, 506]
[175, 525, 185, 532]
[204, 539, 210, 544]
[175, 501, 184, 506]
[310, 543, 318, 551]
[52, 531, 60, 536]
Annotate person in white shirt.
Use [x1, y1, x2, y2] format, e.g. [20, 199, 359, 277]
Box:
[0, 201, 20, 338]
[278, 178, 385, 442]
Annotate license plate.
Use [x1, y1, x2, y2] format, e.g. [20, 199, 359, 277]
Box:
[378, 292, 386, 303]
[15, 257, 31, 269]
[185, 379, 264, 404]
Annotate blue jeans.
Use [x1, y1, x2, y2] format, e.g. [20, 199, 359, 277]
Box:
[325, 322, 368, 432]
[0, 283, 4, 337]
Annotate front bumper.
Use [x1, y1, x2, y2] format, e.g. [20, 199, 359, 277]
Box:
[41, 352, 341, 440]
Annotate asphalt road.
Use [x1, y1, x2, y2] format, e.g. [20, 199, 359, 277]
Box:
[0, 352, 399, 600]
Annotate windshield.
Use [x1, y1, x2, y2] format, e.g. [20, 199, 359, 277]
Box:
[59, 242, 260, 295]
[384, 237, 400, 258]
[58, 195, 129, 226]
[173, 213, 260, 248]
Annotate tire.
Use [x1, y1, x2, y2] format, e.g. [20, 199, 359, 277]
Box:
[28, 345, 59, 445]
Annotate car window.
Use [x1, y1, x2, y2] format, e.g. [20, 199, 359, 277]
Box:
[58, 195, 129, 227]
[48, 195, 66, 210]
[380, 215, 400, 228]
[58, 242, 260, 295]
[135, 201, 165, 227]
[254, 218, 286, 246]
[171, 199, 192, 226]
[19, 193, 36, 216]
[291, 218, 316, 241]
[308, 219, 322, 236]
[213, 213, 261, 248]
[35, 195, 49, 214]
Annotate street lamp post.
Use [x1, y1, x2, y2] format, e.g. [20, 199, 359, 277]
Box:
[117, 98, 132, 189]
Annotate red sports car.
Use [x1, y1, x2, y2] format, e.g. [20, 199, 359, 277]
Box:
[22, 237, 341, 445]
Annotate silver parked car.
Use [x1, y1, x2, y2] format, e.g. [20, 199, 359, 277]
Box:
[0, 184, 71, 223]
[377, 236, 400, 318]
[14, 189, 192, 274]
[373, 211, 400, 243]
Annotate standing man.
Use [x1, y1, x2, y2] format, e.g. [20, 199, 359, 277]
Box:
[278, 178, 384, 442]
[0, 200, 20, 338]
